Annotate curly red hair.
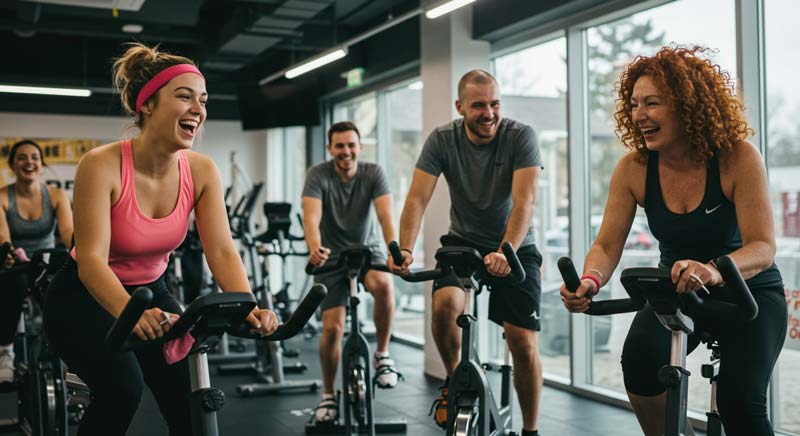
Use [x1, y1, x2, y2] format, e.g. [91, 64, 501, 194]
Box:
[614, 45, 753, 163]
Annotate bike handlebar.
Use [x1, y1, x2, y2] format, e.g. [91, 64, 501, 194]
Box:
[106, 284, 327, 351]
[558, 255, 758, 320]
[389, 241, 526, 284]
[305, 245, 389, 276]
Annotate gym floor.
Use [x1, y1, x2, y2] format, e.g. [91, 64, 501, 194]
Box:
[1, 336, 696, 435]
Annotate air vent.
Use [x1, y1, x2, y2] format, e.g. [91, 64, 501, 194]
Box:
[22, 0, 146, 12]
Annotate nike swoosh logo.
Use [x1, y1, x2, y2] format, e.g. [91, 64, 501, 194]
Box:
[530, 310, 541, 320]
[705, 204, 722, 214]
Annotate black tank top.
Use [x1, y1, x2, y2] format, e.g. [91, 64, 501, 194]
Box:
[644, 151, 782, 290]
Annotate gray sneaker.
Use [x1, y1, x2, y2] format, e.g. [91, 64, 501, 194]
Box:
[0, 349, 14, 384]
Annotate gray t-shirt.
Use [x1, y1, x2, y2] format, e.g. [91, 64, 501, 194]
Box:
[302, 160, 390, 259]
[416, 118, 542, 248]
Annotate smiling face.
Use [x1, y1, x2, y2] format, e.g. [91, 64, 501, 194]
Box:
[630, 75, 686, 152]
[327, 130, 361, 174]
[456, 82, 501, 145]
[12, 144, 43, 182]
[141, 73, 207, 149]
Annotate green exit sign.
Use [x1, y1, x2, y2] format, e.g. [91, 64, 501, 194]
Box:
[346, 68, 364, 87]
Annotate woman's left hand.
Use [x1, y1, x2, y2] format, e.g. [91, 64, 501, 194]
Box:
[671, 259, 723, 294]
[246, 308, 279, 335]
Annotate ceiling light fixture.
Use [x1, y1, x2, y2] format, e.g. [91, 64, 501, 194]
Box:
[285, 48, 348, 79]
[425, 0, 477, 19]
[259, 8, 421, 86]
[122, 24, 143, 33]
[0, 84, 92, 97]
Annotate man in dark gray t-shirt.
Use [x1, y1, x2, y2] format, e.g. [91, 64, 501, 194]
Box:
[389, 70, 544, 436]
[302, 121, 402, 425]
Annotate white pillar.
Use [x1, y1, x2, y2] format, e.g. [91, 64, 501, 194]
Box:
[420, 1, 490, 379]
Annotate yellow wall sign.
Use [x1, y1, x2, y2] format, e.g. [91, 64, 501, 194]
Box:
[0, 138, 104, 185]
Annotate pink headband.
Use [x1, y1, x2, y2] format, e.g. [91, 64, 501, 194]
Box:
[135, 64, 205, 113]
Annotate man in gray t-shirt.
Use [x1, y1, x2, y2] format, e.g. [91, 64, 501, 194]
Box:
[302, 121, 402, 424]
[388, 70, 545, 435]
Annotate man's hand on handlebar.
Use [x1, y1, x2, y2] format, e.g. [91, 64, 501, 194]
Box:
[309, 246, 331, 267]
[560, 279, 598, 313]
[246, 308, 279, 336]
[671, 259, 723, 294]
[387, 250, 413, 276]
[133, 308, 179, 341]
[484, 252, 511, 277]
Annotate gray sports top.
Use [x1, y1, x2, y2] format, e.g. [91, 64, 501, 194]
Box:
[6, 183, 56, 253]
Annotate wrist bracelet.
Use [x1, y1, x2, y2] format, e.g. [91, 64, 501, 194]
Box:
[580, 274, 601, 293]
[588, 268, 605, 282]
[400, 248, 413, 255]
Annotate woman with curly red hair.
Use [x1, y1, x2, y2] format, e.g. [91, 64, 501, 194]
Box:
[561, 45, 786, 436]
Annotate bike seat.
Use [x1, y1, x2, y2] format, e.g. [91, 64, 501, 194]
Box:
[337, 245, 374, 270]
[434, 246, 484, 279]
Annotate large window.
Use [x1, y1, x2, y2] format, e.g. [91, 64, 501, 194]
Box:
[327, 81, 426, 344]
[766, 0, 800, 433]
[265, 127, 308, 314]
[585, 0, 736, 414]
[332, 93, 379, 162]
[385, 81, 426, 342]
[493, 37, 570, 380]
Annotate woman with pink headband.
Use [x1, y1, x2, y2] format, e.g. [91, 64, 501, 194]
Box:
[43, 42, 278, 436]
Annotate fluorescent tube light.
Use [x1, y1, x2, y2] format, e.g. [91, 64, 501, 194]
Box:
[425, 0, 476, 19]
[285, 48, 348, 79]
[0, 84, 92, 97]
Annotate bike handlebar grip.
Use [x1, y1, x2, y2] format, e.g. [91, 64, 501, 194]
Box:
[716, 255, 758, 321]
[404, 269, 446, 282]
[585, 299, 642, 315]
[501, 242, 526, 283]
[388, 241, 404, 266]
[259, 284, 327, 341]
[106, 287, 153, 351]
[558, 257, 582, 293]
[0, 242, 11, 261]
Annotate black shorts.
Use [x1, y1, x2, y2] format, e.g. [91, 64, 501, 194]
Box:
[315, 251, 387, 311]
[432, 235, 542, 331]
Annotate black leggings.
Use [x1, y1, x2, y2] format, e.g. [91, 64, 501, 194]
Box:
[44, 258, 192, 436]
[621, 287, 787, 436]
[0, 269, 27, 345]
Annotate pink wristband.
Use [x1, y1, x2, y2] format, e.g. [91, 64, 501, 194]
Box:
[580, 274, 601, 293]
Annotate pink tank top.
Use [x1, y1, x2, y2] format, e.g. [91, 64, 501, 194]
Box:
[72, 139, 195, 285]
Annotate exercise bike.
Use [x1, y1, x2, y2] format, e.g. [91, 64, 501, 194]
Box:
[0, 243, 89, 436]
[305, 245, 407, 436]
[558, 255, 758, 436]
[221, 185, 321, 395]
[390, 241, 524, 436]
[106, 284, 327, 436]
[255, 202, 311, 326]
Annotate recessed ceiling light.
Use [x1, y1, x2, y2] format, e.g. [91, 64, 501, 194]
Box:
[0, 84, 92, 97]
[122, 24, 143, 34]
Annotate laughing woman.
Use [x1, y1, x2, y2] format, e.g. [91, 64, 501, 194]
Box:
[0, 139, 73, 384]
[43, 43, 279, 436]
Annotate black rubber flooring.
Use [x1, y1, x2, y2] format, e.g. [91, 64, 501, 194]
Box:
[2, 336, 669, 436]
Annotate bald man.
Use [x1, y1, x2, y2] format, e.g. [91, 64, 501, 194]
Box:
[389, 70, 544, 436]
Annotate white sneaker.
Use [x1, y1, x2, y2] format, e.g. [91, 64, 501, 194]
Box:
[0, 349, 14, 384]
[372, 354, 404, 389]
